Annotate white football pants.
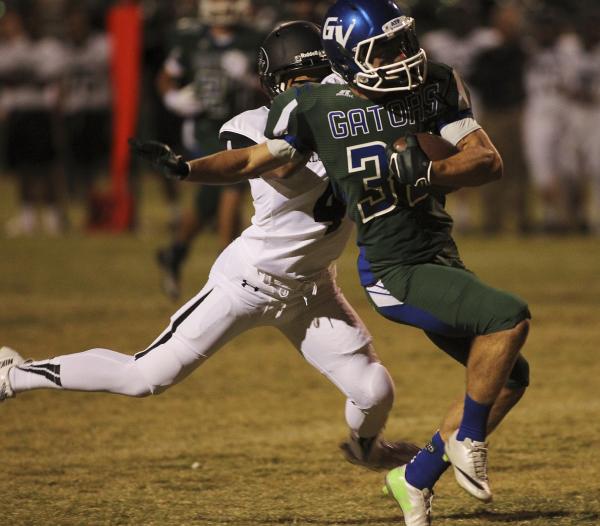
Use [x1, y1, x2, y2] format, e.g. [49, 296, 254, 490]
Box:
[12, 240, 395, 438]
[523, 98, 569, 189]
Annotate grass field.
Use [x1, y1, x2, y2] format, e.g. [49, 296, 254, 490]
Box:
[1, 176, 599, 525]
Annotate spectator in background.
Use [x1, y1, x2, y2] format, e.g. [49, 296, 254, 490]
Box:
[280, 0, 327, 24]
[155, 0, 263, 299]
[522, 6, 572, 233]
[560, 3, 600, 235]
[421, 0, 499, 233]
[60, 5, 111, 210]
[470, 1, 530, 235]
[249, 0, 328, 32]
[0, 7, 66, 236]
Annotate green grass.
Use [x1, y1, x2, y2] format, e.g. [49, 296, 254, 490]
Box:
[1, 176, 599, 525]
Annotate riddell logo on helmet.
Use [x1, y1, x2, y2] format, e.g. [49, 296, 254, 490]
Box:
[322, 17, 356, 47]
[293, 50, 327, 64]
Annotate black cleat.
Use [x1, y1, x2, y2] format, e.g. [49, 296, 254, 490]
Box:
[340, 433, 420, 471]
[156, 247, 185, 300]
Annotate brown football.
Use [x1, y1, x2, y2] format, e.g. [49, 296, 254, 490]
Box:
[393, 133, 458, 161]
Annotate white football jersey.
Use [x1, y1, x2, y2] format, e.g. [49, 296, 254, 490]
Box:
[61, 33, 111, 114]
[220, 106, 353, 280]
[0, 37, 65, 111]
[524, 35, 574, 107]
[561, 36, 600, 105]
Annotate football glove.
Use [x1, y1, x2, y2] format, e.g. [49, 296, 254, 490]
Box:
[387, 134, 432, 187]
[129, 138, 190, 180]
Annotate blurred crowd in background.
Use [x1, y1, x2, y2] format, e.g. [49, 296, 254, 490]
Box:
[1, 0, 599, 241]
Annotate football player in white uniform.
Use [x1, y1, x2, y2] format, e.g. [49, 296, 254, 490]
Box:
[0, 21, 417, 471]
[560, 5, 600, 234]
[522, 8, 573, 232]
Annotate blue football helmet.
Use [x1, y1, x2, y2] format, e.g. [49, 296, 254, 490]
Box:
[321, 0, 427, 93]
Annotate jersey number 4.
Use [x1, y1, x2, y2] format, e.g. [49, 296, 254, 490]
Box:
[349, 142, 399, 223]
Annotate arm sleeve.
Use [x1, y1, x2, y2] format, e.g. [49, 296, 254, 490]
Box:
[437, 68, 481, 146]
[219, 131, 258, 150]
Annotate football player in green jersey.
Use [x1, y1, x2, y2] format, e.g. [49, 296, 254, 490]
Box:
[131, 1, 531, 524]
[155, 0, 262, 299]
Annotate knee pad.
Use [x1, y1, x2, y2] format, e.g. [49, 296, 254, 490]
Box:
[505, 355, 530, 389]
[362, 361, 395, 413]
[344, 360, 394, 437]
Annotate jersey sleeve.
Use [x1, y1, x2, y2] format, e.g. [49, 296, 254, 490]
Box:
[219, 106, 269, 150]
[219, 131, 257, 150]
[436, 68, 481, 146]
[264, 87, 315, 154]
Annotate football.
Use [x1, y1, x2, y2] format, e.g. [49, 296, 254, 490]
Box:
[393, 132, 458, 161]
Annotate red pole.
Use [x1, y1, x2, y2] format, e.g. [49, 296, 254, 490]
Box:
[107, 2, 141, 231]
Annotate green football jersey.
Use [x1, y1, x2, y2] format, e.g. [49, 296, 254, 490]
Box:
[166, 20, 263, 154]
[265, 62, 477, 285]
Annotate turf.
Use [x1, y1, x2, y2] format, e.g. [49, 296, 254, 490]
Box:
[1, 177, 599, 525]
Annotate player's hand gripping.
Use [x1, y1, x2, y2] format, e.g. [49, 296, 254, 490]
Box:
[129, 138, 190, 180]
[387, 134, 432, 187]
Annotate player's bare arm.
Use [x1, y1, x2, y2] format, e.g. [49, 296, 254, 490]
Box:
[188, 140, 308, 183]
[130, 139, 302, 184]
[431, 129, 503, 188]
[389, 129, 503, 189]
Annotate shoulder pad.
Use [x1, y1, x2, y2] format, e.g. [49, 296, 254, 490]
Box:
[426, 60, 454, 81]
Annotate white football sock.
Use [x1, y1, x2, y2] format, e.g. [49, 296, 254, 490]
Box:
[10, 348, 152, 396]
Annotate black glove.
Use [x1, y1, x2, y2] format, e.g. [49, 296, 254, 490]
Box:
[387, 134, 432, 187]
[129, 138, 190, 180]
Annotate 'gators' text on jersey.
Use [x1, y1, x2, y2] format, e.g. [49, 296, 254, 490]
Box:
[265, 61, 481, 285]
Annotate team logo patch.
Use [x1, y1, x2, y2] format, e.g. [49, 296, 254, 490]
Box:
[323, 16, 356, 47]
[336, 89, 353, 98]
[258, 47, 269, 75]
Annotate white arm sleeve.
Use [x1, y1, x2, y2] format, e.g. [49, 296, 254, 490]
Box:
[440, 117, 482, 146]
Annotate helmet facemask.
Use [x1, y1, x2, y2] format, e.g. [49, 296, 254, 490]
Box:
[353, 16, 427, 93]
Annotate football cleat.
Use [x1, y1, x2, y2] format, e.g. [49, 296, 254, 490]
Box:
[383, 465, 433, 526]
[444, 430, 492, 502]
[0, 347, 25, 402]
[340, 433, 420, 471]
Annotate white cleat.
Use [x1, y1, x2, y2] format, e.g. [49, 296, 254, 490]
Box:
[383, 465, 433, 526]
[0, 346, 24, 402]
[445, 430, 492, 502]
